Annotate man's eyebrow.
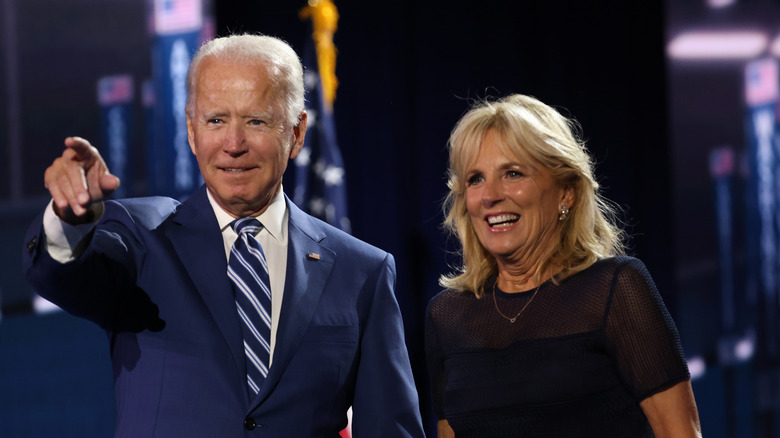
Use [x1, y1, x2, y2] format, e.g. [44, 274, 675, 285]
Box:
[244, 111, 274, 119]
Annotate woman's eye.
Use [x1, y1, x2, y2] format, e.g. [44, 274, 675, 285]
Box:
[466, 174, 484, 186]
[506, 170, 523, 178]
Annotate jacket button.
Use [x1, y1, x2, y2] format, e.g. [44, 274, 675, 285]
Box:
[26, 237, 37, 252]
[244, 417, 256, 431]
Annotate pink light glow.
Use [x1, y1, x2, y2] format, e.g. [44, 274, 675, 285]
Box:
[668, 31, 768, 59]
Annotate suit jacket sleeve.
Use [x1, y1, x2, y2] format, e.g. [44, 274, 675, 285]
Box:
[23, 199, 174, 333]
[350, 252, 425, 438]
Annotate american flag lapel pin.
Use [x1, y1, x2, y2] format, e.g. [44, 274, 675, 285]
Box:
[307, 253, 321, 261]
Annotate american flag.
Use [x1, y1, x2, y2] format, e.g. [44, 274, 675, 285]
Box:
[97, 75, 134, 106]
[291, 21, 350, 233]
[152, 0, 202, 36]
[745, 58, 779, 107]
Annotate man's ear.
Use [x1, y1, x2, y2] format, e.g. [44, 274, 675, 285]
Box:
[289, 112, 307, 160]
[186, 112, 197, 156]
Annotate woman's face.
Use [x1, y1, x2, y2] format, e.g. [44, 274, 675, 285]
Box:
[464, 130, 567, 263]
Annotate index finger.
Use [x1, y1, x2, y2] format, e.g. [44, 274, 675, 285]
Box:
[63, 136, 98, 162]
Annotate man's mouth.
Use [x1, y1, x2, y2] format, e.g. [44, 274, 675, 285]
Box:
[221, 167, 250, 173]
[486, 214, 519, 228]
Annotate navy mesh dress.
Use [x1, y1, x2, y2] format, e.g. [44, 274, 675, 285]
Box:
[425, 257, 690, 437]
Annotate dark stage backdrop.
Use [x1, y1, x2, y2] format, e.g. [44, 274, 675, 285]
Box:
[0, 1, 674, 437]
[221, 1, 673, 433]
[217, 1, 672, 432]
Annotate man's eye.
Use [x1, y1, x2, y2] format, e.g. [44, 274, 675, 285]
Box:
[249, 119, 265, 126]
[207, 118, 222, 125]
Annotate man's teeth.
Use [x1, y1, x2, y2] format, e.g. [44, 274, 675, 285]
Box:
[225, 168, 246, 172]
[487, 214, 519, 226]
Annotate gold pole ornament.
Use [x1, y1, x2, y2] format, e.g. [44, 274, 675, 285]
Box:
[299, 0, 339, 111]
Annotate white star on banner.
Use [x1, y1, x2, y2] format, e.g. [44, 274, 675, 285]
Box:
[304, 71, 319, 89]
[306, 109, 318, 129]
[325, 204, 336, 223]
[309, 197, 326, 216]
[313, 159, 326, 176]
[296, 146, 311, 167]
[322, 166, 345, 186]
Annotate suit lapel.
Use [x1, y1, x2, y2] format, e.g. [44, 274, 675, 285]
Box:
[165, 190, 336, 409]
[164, 186, 246, 378]
[251, 197, 335, 406]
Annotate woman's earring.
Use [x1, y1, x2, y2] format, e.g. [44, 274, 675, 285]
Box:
[558, 204, 569, 222]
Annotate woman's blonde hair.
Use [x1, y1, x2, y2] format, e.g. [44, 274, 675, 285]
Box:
[440, 94, 626, 297]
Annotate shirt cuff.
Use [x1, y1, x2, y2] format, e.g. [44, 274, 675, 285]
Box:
[43, 200, 103, 263]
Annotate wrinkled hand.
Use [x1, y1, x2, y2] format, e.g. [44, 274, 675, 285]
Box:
[44, 136, 120, 224]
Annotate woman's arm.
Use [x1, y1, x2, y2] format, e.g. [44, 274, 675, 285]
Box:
[640, 379, 702, 438]
[437, 419, 456, 438]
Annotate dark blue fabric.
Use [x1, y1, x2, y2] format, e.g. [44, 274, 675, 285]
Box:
[24, 187, 425, 437]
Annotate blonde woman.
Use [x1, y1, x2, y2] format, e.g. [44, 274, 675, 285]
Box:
[425, 94, 701, 437]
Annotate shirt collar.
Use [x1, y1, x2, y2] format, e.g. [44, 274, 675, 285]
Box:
[208, 187, 288, 245]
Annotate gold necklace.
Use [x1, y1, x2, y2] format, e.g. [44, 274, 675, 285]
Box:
[492, 282, 540, 323]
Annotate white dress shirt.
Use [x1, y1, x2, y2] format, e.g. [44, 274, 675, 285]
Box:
[42, 188, 289, 364]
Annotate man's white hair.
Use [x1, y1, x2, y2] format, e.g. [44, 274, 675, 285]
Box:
[185, 34, 305, 128]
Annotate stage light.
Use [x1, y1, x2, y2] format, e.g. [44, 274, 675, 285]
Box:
[734, 336, 755, 361]
[687, 356, 707, 379]
[708, 0, 736, 9]
[668, 31, 768, 60]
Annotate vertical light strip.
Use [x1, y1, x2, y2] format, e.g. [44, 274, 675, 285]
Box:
[3, 0, 22, 201]
[769, 34, 780, 57]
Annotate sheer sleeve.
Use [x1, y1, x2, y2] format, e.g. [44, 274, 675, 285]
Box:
[424, 294, 447, 419]
[604, 257, 690, 401]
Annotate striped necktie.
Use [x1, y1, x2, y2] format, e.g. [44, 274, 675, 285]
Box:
[227, 217, 271, 395]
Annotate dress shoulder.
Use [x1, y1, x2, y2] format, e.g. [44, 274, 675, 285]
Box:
[426, 288, 475, 317]
[600, 256, 690, 400]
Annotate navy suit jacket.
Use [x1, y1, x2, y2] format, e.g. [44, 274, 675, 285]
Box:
[23, 186, 425, 437]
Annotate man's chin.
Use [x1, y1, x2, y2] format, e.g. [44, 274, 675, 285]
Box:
[210, 189, 275, 216]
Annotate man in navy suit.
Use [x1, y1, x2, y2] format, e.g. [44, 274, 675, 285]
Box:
[23, 34, 425, 437]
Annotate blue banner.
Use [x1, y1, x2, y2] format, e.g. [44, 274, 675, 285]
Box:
[97, 75, 135, 198]
[142, 79, 163, 196]
[710, 147, 736, 333]
[146, 0, 203, 199]
[745, 59, 780, 360]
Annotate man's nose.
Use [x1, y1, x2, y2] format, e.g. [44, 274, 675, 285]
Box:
[224, 124, 248, 155]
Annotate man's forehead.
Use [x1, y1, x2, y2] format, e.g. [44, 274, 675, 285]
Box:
[197, 57, 272, 80]
[195, 63, 278, 96]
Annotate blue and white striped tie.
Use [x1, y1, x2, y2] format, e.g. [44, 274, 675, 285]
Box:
[227, 217, 271, 395]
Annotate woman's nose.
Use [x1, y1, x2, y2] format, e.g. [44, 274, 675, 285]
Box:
[481, 177, 504, 206]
